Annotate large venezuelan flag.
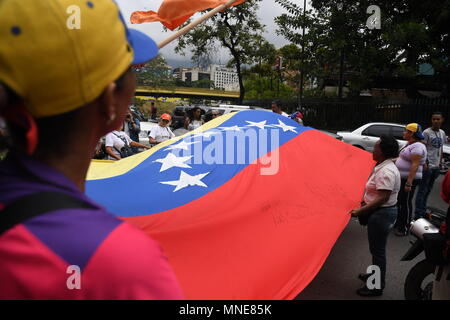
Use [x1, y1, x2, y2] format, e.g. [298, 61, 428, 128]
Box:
[86, 110, 373, 299]
[130, 0, 246, 30]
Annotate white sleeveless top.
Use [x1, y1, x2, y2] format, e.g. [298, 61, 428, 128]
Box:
[188, 120, 202, 131]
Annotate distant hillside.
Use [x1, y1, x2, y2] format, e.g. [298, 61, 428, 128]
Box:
[164, 57, 194, 69]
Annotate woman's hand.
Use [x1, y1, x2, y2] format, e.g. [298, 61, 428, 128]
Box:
[130, 141, 151, 150]
[349, 208, 362, 217]
[404, 183, 412, 192]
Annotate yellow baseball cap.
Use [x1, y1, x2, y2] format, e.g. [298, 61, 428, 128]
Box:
[0, 0, 158, 118]
[405, 123, 425, 140]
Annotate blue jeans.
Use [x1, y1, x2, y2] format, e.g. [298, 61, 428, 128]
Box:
[415, 168, 440, 219]
[367, 206, 397, 289]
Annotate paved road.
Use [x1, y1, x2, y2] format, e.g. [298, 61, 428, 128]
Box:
[296, 174, 448, 300]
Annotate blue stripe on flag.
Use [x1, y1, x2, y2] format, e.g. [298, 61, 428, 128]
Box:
[86, 110, 311, 217]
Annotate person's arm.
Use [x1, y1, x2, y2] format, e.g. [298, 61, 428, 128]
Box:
[105, 146, 121, 160]
[148, 128, 158, 145]
[441, 171, 450, 204]
[439, 131, 446, 169]
[130, 141, 150, 150]
[405, 154, 422, 192]
[105, 134, 121, 160]
[149, 137, 158, 145]
[423, 131, 430, 171]
[350, 190, 392, 216]
[131, 118, 141, 134]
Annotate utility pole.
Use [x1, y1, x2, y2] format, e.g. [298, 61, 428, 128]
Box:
[298, 0, 307, 109]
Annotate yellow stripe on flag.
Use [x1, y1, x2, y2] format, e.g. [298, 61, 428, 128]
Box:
[87, 112, 237, 180]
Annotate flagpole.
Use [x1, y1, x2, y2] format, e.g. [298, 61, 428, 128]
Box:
[158, 0, 241, 49]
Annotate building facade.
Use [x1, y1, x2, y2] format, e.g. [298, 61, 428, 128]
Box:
[209, 64, 239, 90]
[172, 65, 239, 91]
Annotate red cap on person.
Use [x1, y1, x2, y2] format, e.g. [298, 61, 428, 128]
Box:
[161, 113, 172, 121]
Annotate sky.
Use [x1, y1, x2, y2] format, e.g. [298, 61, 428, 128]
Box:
[115, 0, 294, 67]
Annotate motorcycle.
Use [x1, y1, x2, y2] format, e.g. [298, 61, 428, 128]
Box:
[402, 207, 447, 300]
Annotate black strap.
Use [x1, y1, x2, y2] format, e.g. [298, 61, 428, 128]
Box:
[112, 132, 130, 147]
[0, 191, 97, 236]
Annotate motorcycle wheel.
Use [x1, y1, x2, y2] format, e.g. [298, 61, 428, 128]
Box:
[404, 259, 436, 300]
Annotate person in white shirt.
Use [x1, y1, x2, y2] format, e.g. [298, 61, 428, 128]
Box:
[271, 100, 289, 117]
[415, 111, 447, 219]
[148, 113, 175, 145]
[184, 107, 205, 131]
[350, 135, 401, 297]
[105, 127, 149, 161]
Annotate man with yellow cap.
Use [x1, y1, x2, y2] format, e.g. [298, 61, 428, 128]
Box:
[0, 0, 183, 299]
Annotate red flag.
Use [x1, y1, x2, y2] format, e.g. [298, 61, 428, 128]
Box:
[130, 0, 246, 30]
[86, 111, 374, 299]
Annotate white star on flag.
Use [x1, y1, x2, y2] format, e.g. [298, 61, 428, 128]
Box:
[245, 120, 268, 130]
[164, 140, 198, 151]
[272, 120, 297, 133]
[153, 153, 193, 172]
[160, 170, 210, 192]
[192, 131, 222, 139]
[218, 125, 242, 132]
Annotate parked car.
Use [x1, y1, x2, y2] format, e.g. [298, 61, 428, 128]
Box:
[138, 121, 158, 146]
[337, 122, 449, 173]
[319, 130, 343, 140]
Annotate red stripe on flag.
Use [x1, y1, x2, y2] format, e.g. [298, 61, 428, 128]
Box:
[123, 130, 374, 299]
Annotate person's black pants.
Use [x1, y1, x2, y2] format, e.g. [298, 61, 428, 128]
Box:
[368, 207, 397, 289]
[395, 178, 420, 233]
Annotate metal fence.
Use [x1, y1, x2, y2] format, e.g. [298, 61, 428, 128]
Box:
[245, 98, 450, 132]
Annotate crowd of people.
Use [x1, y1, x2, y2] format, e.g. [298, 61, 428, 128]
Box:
[0, 0, 448, 300]
[95, 101, 297, 161]
[93, 106, 177, 160]
[351, 112, 449, 298]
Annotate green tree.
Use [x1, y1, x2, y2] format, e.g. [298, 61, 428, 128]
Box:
[242, 37, 279, 99]
[244, 75, 296, 100]
[275, 0, 450, 97]
[243, 43, 305, 100]
[173, 0, 266, 103]
[243, 36, 277, 79]
[134, 54, 174, 87]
